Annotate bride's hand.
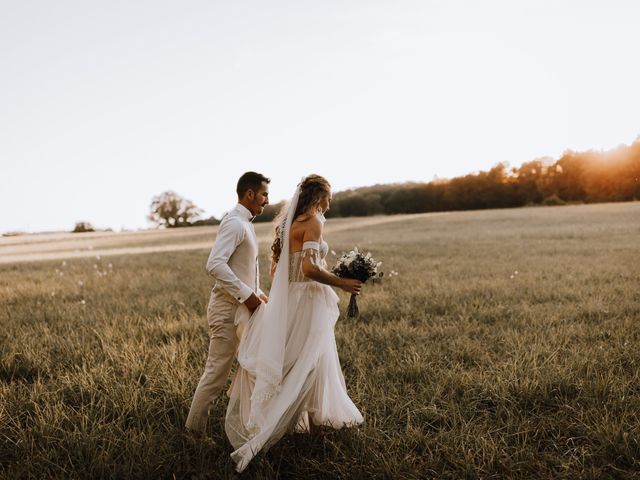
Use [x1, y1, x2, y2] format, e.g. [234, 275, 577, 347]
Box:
[340, 278, 362, 295]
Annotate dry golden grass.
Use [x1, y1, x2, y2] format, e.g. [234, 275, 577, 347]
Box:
[1, 203, 639, 479]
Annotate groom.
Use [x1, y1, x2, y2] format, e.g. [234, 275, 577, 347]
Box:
[185, 171, 270, 439]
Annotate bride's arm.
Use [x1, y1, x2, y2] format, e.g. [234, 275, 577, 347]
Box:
[301, 216, 361, 295]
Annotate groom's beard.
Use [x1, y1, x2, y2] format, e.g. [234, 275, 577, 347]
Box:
[253, 203, 267, 215]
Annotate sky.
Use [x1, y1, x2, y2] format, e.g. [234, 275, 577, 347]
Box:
[2, 0, 639, 233]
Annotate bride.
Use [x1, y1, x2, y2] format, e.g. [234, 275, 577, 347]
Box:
[225, 174, 364, 472]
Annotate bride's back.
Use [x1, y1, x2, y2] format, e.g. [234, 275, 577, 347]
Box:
[288, 214, 319, 253]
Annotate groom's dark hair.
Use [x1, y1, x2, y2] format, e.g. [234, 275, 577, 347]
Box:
[237, 172, 270, 198]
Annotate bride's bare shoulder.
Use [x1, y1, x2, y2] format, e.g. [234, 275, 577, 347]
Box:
[302, 214, 323, 238]
[291, 213, 323, 237]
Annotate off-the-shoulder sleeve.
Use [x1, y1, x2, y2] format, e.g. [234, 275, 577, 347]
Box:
[302, 241, 320, 251]
[301, 241, 322, 269]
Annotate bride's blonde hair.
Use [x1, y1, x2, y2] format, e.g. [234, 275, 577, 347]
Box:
[270, 174, 331, 265]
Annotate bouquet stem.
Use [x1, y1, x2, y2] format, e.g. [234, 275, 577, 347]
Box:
[347, 294, 359, 318]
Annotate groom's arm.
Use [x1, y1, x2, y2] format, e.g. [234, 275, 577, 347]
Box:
[256, 286, 268, 303]
[256, 260, 268, 302]
[206, 218, 254, 304]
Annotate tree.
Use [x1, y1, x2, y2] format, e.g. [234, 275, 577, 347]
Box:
[72, 221, 95, 233]
[190, 216, 221, 226]
[148, 191, 203, 228]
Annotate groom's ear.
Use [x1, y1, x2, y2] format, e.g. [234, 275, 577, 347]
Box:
[239, 189, 253, 202]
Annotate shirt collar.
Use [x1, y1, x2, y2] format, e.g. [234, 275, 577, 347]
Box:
[235, 203, 254, 222]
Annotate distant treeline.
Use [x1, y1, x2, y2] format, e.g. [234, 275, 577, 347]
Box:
[255, 139, 640, 222]
[62, 139, 639, 235]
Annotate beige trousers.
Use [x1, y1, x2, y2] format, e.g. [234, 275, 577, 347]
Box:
[185, 289, 239, 433]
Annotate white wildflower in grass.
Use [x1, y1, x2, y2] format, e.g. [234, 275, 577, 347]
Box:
[108, 263, 113, 269]
[62, 261, 67, 267]
[80, 300, 86, 305]
[78, 281, 84, 287]
[96, 255, 101, 261]
[93, 264, 98, 269]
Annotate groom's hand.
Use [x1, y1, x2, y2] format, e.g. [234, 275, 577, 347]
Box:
[259, 293, 269, 304]
[243, 293, 262, 312]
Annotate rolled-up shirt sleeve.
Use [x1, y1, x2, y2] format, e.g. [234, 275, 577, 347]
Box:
[206, 218, 254, 303]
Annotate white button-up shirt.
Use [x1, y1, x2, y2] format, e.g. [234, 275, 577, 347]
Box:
[206, 203, 263, 303]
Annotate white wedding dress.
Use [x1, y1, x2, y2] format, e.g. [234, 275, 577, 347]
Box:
[225, 212, 363, 473]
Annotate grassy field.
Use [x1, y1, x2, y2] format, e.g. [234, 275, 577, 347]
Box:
[1, 203, 640, 479]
